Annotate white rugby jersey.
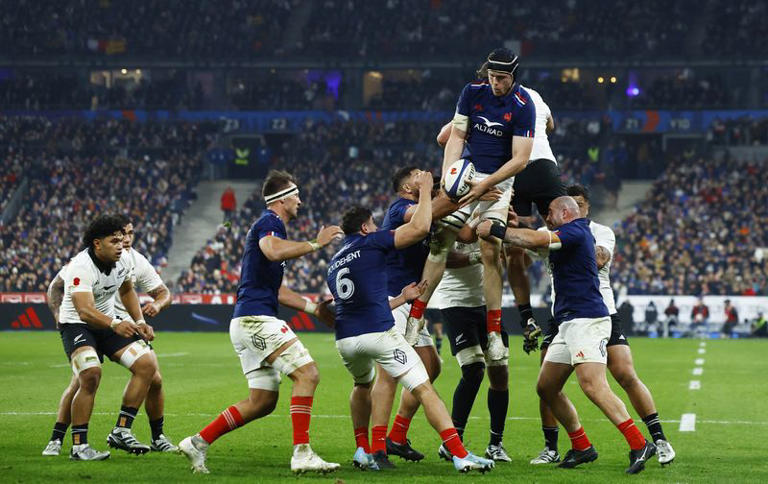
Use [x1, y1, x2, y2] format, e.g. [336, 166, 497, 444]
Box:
[538, 221, 617, 315]
[114, 249, 163, 321]
[521, 86, 556, 163]
[428, 241, 485, 310]
[58, 249, 132, 325]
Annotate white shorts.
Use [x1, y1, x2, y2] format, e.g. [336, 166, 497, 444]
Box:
[390, 299, 434, 348]
[335, 327, 429, 392]
[544, 317, 611, 366]
[439, 172, 514, 230]
[230, 315, 312, 390]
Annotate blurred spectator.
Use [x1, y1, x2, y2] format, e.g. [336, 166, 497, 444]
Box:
[690, 297, 710, 332]
[722, 299, 738, 338]
[751, 312, 767, 337]
[663, 298, 679, 335]
[220, 186, 237, 223]
[644, 301, 658, 329]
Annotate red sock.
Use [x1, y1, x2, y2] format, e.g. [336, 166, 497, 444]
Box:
[290, 396, 313, 445]
[440, 428, 468, 458]
[486, 309, 502, 333]
[617, 419, 646, 450]
[354, 427, 370, 453]
[199, 405, 244, 444]
[371, 425, 387, 454]
[409, 299, 427, 319]
[388, 415, 411, 445]
[567, 426, 592, 451]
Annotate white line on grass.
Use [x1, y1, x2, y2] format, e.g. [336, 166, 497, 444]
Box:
[693, 367, 704, 375]
[698, 348, 706, 354]
[699, 341, 706, 347]
[679, 413, 696, 431]
[689, 380, 701, 390]
[155, 352, 190, 358]
[695, 358, 705, 365]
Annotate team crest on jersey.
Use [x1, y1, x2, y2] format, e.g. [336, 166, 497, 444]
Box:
[473, 103, 483, 112]
[504, 112, 512, 122]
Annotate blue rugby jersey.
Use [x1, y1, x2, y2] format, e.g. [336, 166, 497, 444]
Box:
[549, 218, 609, 323]
[381, 197, 429, 297]
[327, 230, 397, 340]
[455, 81, 536, 174]
[232, 210, 286, 318]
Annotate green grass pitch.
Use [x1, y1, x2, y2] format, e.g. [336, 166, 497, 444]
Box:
[1, 332, 766, 483]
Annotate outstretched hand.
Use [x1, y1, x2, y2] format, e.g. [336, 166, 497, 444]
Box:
[317, 225, 344, 247]
[315, 299, 336, 328]
[401, 280, 428, 302]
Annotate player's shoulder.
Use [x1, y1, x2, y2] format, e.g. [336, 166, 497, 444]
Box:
[390, 197, 415, 211]
[68, 250, 94, 270]
[512, 83, 533, 107]
[462, 80, 489, 97]
[589, 220, 615, 237]
[253, 210, 284, 231]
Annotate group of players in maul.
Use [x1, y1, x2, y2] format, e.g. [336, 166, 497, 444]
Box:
[42, 48, 676, 475]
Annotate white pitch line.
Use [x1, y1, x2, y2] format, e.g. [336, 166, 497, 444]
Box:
[155, 352, 190, 358]
[692, 367, 704, 375]
[699, 341, 706, 347]
[695, 358, 705, 365]
[698, 348, 706, 354]
[679, 413, 697, 432]
[689, 380, 701, 390]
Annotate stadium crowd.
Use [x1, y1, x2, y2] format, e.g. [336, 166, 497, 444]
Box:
[612, 157, 768, 296]
[0, 116, 223, 292]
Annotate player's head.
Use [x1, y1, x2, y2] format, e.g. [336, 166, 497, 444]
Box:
[486, 47, 518, 97]
[476, 61, 489, 80]
[263, 170, 301, 220]
[82, 214, 126, 263]
[545, 196, 580, 228]
[391, 166, 421, 197]
[114, 214, 134, 250]
[566, 184, 591, 218]
[341, 205, 376, 235]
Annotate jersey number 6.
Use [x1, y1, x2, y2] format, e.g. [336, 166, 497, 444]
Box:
[335, 268, 355, 300]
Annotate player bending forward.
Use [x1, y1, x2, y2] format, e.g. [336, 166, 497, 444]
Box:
[179, 170, 342, 474]
[327, 170, 494, 474]
[478, 197, 655, 474]
[43, 216, 175, 457]
[530, 185, 675, 466]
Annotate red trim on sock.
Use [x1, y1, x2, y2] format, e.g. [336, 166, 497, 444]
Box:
[617, 419, 646, 451]
[388, 415, 411, 445]
[290, 396, 313, 445]
[200, 405, 244, 444]
[354, 427, 370, 453]
[371, 425, 387, 454]
[409, 299, 427, 319]
[567, 426, 592, 451]
[486, 309, 502, 333]
[440, 428, 468, 459]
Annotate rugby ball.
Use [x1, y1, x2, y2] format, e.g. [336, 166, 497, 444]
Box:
[444, 158, 475, 199]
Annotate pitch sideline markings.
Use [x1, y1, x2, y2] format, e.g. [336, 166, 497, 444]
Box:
[689, 380, 701, 390]
[679, 413, 696, 432]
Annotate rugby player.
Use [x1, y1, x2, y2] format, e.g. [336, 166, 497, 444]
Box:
[372, 167, 458, 465]
[178, 170, 342, 475]
[326, 169, 494, 473]
[55, 214, 159, 461]
[529, 185, 675, 466]
[429, 236, 512, 462]
[478, 197, 656, 474]
[406, 47, 536, 363]
[43, 217, 175, 457]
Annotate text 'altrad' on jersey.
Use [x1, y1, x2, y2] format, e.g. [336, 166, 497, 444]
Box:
[455, 81, 536, 174]
[381, 197, 429, 298]
[549, 218, 609, 323]
[233, 209, 286, 319]
[327, 230, 397, 340]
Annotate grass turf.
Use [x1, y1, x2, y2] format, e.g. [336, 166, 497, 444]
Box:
[1, 332, 766, 483]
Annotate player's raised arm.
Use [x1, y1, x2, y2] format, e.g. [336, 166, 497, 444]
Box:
[477, 220, 558, 250]
[394, 171, 433, 249]
[259, 225, 343, 262]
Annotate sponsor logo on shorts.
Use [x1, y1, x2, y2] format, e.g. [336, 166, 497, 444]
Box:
[575, 350, 585, 358]
[393, 348, 407, 365]
[74, 333, 85, 344]
[251, 334, 266, 350]
[455, 333, 466, 345]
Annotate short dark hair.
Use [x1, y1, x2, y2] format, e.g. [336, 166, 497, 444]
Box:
[115, 213, 131, 227]
[262, 170, 296, 200]
[566, 184, 590, 202]
[391, 166, 419, 193]
[341, 205, 373, 235]
[476, 61, 489, 80]
[82, 214, 126, 249]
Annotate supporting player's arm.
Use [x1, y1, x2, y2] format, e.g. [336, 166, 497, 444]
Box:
[389, 280, 428, 310]
[278, 285, 335, 328]
[436, 121, 452, 147]
[72, 289, 139, 338]
[260, 225, 343, 262]
[46, 274, 65, 324]
[403, 191, 457, 223]
[394, 171, 434, 249]
[119, 279, 155, 340]
[595, 245, 611, 269]
[142, 283, 171, 317]
[445, 250, 482, 269]
[546, 113, 555, 134]
[476, 220, 561, 250]
[442, 124, 468, 176]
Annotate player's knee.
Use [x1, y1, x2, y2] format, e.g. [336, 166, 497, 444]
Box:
[461, 362, 485, 389]
[78, 367, 101, 392]
[293, 362, 320, 388]
[577, 376, 605, 399]
[130, 354, 157, 380]
[150, 370, 163, 390]
[612, 367, 639, 390]
[487, 366, 508, 390]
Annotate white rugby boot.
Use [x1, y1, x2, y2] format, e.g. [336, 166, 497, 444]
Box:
[530, 447, 561, 464]
[655, 439, 676, 465]
[70, 444, 110, 461]
[42, 440, 62, 456]
[290, 443, 340, 474]
[150, 434, 179, 452]
[452, 452, 495, 473]
[178, 434, 210, 474]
